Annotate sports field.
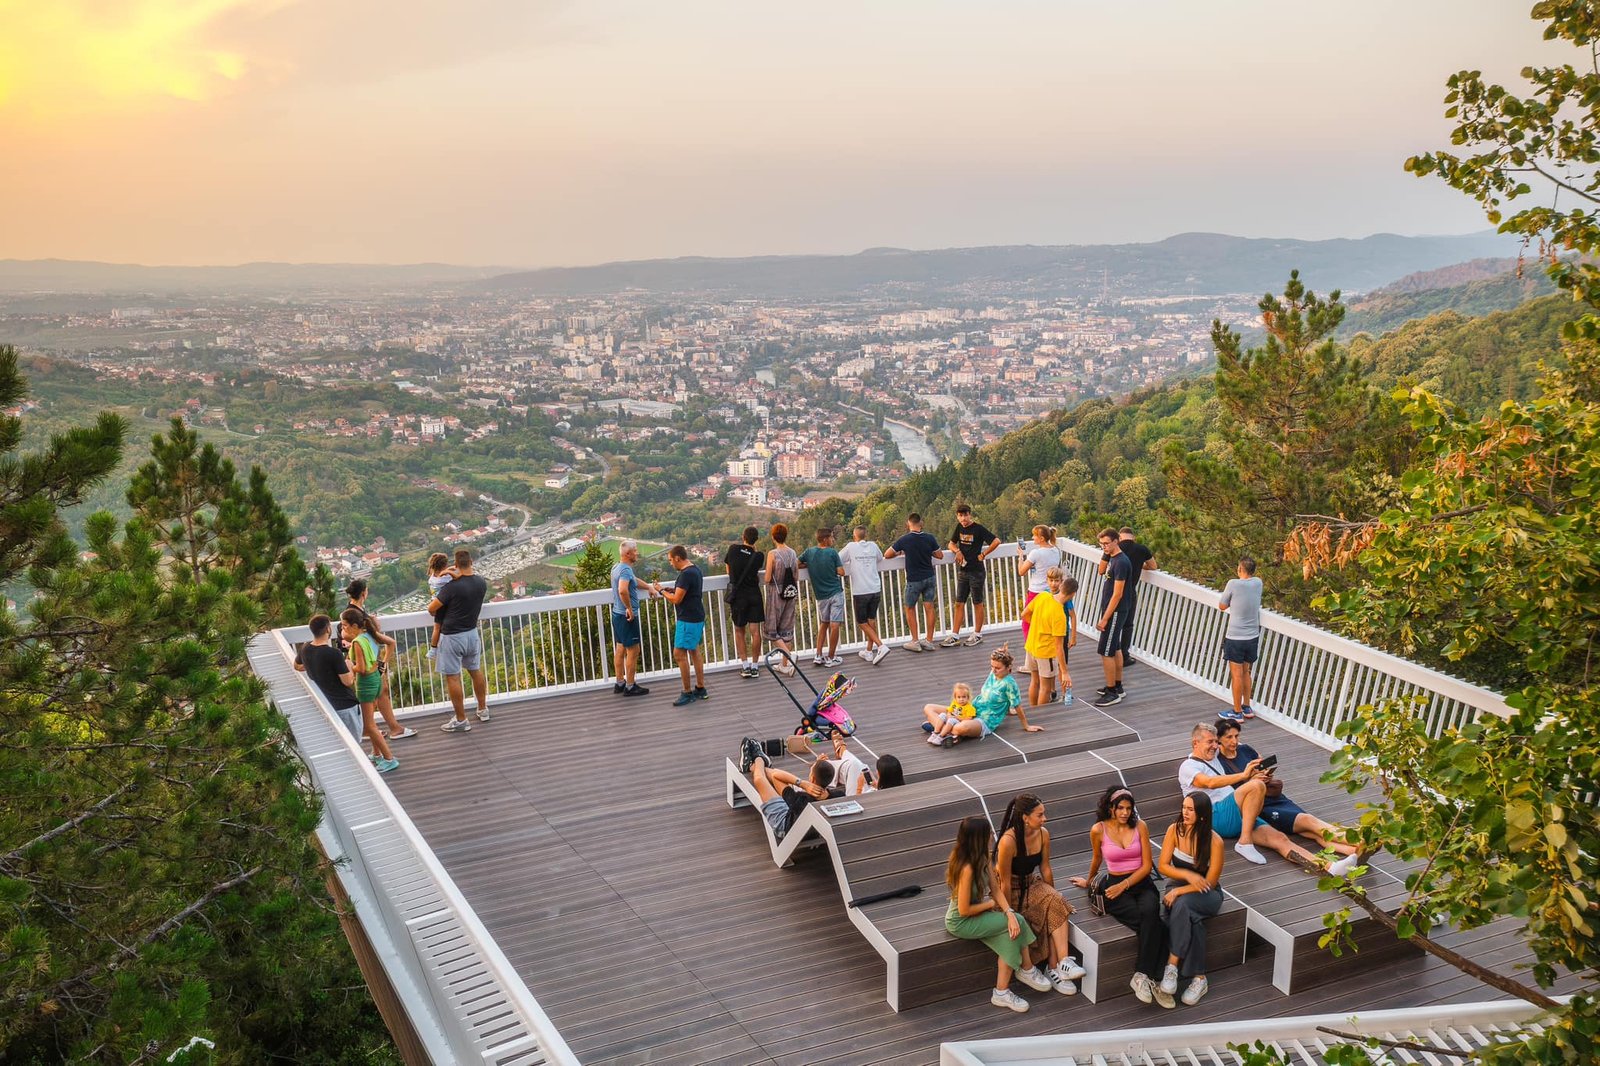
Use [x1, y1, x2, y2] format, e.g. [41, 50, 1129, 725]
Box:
[545, 537, 669, 568]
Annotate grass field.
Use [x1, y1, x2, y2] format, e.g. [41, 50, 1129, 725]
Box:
[545, 537, 670, 568]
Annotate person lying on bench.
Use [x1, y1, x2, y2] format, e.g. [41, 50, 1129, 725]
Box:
[749, 754, 834, 842]
[1214, 718, 1361, 877]
[920, 645, 1039, 744]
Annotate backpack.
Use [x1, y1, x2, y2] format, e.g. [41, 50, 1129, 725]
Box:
[777, 553, 799, 600]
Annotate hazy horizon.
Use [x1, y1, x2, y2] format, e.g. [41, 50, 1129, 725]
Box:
[1, 1, 1557, 267]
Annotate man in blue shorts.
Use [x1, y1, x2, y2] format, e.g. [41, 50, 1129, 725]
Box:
[1177, 722, 1274, 865]
[885, 512, 944, 652]
[657, 545, 708, 706]
[610, 540, 655, 697]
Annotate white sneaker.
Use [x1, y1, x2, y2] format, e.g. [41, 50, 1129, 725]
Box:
[1158, 964, 1179, 996]
[871, 644, 890, 664]
[1153, 985, 1177, 1009]
[1052, 958, 1086, 982]
[1014, 966, 1052, 992]
[1048, 968, 1078, 995]
[858, 649, 875, 661]
[927, 733, 946, 746]
[439, 718, 471, 733]
[919, 639, 938, 652]
[825, 656, 845, 667]
[939, 634, 961, 648]
[904, 640, 923, 653]
[1234, 842, 1268, 865]
[1328, 852, 1361, 877]
[1130, 972, 1154, 1003]
[990, 986, 1029, 1013]
[1181, 975, 1209, 1005]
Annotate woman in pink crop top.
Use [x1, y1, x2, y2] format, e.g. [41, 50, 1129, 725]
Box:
[1070, 786, 1172, 1007]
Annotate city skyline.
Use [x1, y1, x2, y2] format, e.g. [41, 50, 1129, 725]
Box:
[1, 1, 1558, 267]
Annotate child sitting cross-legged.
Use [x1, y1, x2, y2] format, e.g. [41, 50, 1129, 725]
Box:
[927, 682, 978, 746]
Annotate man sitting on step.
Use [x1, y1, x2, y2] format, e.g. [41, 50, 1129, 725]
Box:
[1177, 722, 1328, 869]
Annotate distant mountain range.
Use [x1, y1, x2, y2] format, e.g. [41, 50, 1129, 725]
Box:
[1343, 260, 1558, 337]
[0, 232, 1520, 298]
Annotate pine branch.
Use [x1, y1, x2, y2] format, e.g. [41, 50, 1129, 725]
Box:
[0, 784, 132, 870]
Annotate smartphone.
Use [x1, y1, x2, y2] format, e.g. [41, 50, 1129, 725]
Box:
[1017, 539, 1028, 550]
[1259, 754, 1278, 770]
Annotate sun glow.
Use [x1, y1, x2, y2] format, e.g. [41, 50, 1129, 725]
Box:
[0, 0, 284, 120]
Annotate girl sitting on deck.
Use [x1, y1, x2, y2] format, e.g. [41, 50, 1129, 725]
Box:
[919, 645, 1040, 744]
[944, 816, 1050, 1013]
[994, 792, 1087, 995]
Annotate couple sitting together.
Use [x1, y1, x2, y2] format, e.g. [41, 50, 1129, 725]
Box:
[740, 733, 904, 843]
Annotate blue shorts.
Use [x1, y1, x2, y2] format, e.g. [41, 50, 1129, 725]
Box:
[611, 611, 641, 648]
[1211, 790, 1268, 838]
[816, 593, 845, 624]
[673, 621, 704, 651]
[904, 576, 937, 608]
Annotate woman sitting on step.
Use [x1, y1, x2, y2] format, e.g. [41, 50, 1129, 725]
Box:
[944, 816, 1049, 1013]
[994, 792, 1087, 995]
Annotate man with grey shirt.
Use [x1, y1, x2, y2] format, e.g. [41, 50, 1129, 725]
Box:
[1218, 557, 1263, 721]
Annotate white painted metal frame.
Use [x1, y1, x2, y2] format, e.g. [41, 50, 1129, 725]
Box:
[249, 632, 580, 1066]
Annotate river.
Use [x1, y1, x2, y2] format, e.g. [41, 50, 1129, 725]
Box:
[885, 418, 938, 471]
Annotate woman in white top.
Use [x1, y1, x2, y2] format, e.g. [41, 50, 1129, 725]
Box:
[1016, 525, 1062, 676]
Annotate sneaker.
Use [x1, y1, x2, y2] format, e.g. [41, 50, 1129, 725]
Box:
[941, 735, 957, 748]
[1060, 689, 1075, 707]
[390, 727, 418, 740]
[1328, 852, 1361, 878]
[1014, 966, 1052, 992]
[1240, 705, 1256, 719]
[1123, 656, 1137, 669]
[672, 691, 696, 707]
[612, 681, 626, 694]
[871, 644, 890, 664]
[1048, 967, 1079, 995]
[622, 684, 650, 697]
[939, 634, 961, 648]
[1093, 690, 1124, 707]
[777, 660, 796, 677]
[963, 633, 983, 646]
[474, 705, 491, 722]
[439, 718, 471, 733]
[738, 738, 760, 773]
[990, 986, 1029, 1013]
[825, 656, 845, 667]
[858, 649, 875, 661]
[375, 757, 400, 773]
[1158, 964, 1179, 996]
[1130, 972, 1154, 1004]
[919, 639, 938, 652]
[1181, 975, 1209, 1006]
[1095, 685, 1112, 697]
[1234, 842, 1268, 865]
[1218, 707, 1244, 723]
[812, 658, 826, 667]
[927, 733, 946, 746]
[1053, 958, 1086, 982]
[1153, 986, 1177, 1009]
[694, 686, 709, 701]
[922, 722, 937, 733]
[904, 640, 923, 653]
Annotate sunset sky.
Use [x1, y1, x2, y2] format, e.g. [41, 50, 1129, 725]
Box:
[0, 1, 1557, 267]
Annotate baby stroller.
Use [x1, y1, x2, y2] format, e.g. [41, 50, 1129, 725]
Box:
[764, 650, 858, 743]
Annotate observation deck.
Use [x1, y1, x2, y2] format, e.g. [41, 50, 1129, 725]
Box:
[251, 538, 1572, 1065]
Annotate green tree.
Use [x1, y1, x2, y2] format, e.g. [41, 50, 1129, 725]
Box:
[0, 364, 394, 1062]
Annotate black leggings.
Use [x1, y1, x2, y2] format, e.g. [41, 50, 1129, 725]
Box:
[1103, 870, 1167, 980]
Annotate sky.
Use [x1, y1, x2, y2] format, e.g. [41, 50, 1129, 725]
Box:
[0, 1, 1564, 267]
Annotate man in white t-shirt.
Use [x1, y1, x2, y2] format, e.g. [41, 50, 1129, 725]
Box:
[1177, 721, 1274, 865]
[839, 526, 889, 664]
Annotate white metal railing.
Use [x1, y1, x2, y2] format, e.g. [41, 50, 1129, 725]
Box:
[285, 538, 1508, 746]
[248, 632, 580, 1066]
[939, 998, 1559, 1066]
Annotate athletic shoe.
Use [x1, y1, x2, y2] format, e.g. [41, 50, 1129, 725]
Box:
[694, 686, 709, 701]
[927, 733, 945, 746]
[963, 633, 983, 646]
[825, 656, 845, 667]
[1130, 972, 1154, 1004]
[990, 987, 1029, 1013]
[1053, 958, 1086, 982]
[375, 757, 399, 774]
[474, 705, 491, 722]
[1095, 685, 1112, 697]
[778, 661, 796, 677]
[613, 681, 627, 694]
[1234, 842, 1268, 865]
[939, 634, 961, 648]
[1060, 689, 1075, 707]
[741, 664, 759, 678]
[738, 737, 761, 774]
[1048, 967, 1078, 995]
[672, 692, 696, 707]
[1181, 975, 1209, 1006]
[1240, 705, 1256, 719]
[622, 684, 650, 697]
[1093, 691, 1124, 707]
[390, 727, 418, 740]
[1218, 708, 1244, 723]
[871, 644, 890, 665]
[1328, 853, 1362, 878]
[922, 722, 936, 733]
[904, 640, 923, 653]
[941, 735, 957, 748]
[858, 649, 875, 661]
[1014, 966, 1052, 992]
[1123, 656, 1137, 669]
[919, 639, 938, 652]
[439, 718, 471, 733]
[1153, 986, 1177, 1009]
[812, 658, 826, 667]
[1158, 964, 1178, 996]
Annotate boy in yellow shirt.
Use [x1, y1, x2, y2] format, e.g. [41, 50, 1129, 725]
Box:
[1023, 568, 1070, 708]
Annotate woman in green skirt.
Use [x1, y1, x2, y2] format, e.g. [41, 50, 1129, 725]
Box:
[341, 609, 398, 774]
[945, 815, 1051, 1012]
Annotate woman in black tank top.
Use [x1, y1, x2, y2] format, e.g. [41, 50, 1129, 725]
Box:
[994, 793, 1085, 995]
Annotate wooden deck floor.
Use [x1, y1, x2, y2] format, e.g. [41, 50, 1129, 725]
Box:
[381, 637, 1558, 1066]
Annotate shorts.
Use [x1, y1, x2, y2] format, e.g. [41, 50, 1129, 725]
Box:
[354, 671, 382, 703]
[936, 712, 992, 737]
[760, 796, 792, 841]
[1260, 798, 1307, 835]
[1117, 596, 1137, 653]
[729, 590, 764, 627]
[904, 576, 937, 608]
[332, 702, 363, 742]
[1209, 791, 1268, 838]
[954, 570, 986, 605]
[435, 629, 482, 675]
[673, 621, 705, 651]
[765, 594, 797, 642]
[816, 593, 845, 624]
[1097, 612, 1128, 658]
[1031, 655, 1058, 678]
[1223, 637, 1260, 664]
[852, 592, 881, 625]
[610, 611, 641, 648]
